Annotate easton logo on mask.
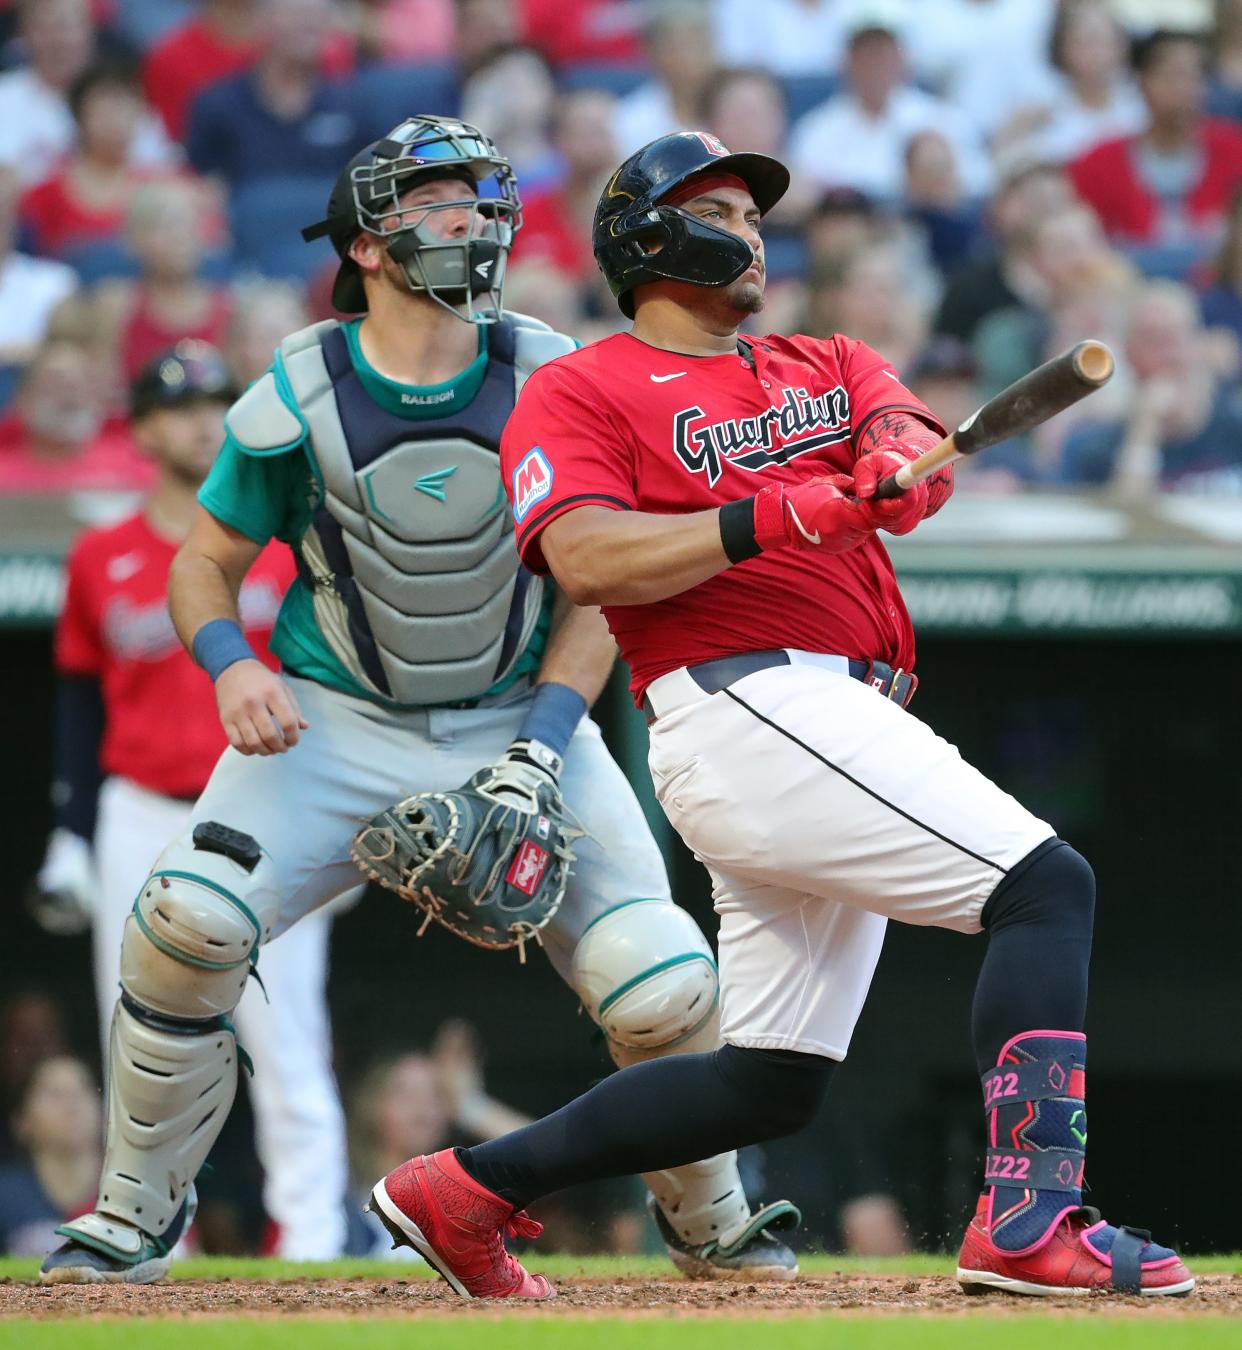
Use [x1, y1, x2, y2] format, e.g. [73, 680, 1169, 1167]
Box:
[671, 385, 852, 486]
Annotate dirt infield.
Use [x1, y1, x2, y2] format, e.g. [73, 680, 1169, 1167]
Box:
[3, 1274, 1240, 1320]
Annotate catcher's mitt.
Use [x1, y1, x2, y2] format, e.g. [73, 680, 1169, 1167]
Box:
[351, 740, 581, 960]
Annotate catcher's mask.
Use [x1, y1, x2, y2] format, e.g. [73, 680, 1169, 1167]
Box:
[301, 114, 522, 324]
[592, 130, 789, 319]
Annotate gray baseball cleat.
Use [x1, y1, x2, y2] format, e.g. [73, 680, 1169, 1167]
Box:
[39, 1190, 194, 1285]
[649, 1194, 801, 1280]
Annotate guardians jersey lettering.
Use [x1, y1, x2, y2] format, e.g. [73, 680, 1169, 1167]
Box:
[500, 331, 945, 702]
[673, 383, 851, 485]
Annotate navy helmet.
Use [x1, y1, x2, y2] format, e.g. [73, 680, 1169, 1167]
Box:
[592, 131, 789, 318]
[130, 341, 236, 421]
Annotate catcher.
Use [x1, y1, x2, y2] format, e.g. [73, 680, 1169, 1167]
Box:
[41, 116, 799, 1285]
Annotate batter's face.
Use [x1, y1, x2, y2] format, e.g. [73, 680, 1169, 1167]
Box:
[678, 183, 766, 316]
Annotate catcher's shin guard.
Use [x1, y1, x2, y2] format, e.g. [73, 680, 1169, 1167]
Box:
[573, 900, 799, 1279]
[644, 1154, 800, 1280]
[51, 823, 279, 1266]
[956, 1029, 1193, 1296]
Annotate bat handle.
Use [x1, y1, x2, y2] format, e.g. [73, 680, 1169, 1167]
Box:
[874, 463, 915, 500]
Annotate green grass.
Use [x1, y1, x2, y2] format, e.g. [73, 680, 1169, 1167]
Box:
[4, 1322, 1241, 1350]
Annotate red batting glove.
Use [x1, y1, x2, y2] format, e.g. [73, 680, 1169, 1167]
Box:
[753, 475, 876, 553]
[851, 450, 930, 535]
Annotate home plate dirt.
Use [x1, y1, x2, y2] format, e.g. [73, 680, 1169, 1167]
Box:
[3, 1275, 1240, 1319]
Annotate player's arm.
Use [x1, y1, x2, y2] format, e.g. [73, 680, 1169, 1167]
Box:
[171, 506, 308, 757]
[483, 591, 618, 792]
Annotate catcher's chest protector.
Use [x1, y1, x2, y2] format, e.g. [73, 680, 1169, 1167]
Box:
[277, 317, 572, 706]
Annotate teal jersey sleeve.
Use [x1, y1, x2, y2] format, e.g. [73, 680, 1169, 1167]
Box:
[198, 433, 318, 546]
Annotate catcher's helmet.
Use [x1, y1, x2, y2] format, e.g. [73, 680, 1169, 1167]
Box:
[593, 131, 789, 318]
[301, 114, 521, 323]
[130, 341, 237, 420]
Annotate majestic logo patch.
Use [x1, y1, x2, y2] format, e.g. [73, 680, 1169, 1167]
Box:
[512, 447, 553, 523]
[414, 466, 456, 502]
[506, 840, 550, 896]
[672, 386, 851, 486]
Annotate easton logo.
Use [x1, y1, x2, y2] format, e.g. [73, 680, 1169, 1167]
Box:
[672, 386, 852, 486]
[511, 446, 553, 522]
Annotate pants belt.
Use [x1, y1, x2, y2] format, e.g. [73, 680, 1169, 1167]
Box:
[641, 649, 918, 724]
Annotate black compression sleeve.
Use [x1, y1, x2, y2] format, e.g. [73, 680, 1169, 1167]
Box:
[53, 673, 105, 840]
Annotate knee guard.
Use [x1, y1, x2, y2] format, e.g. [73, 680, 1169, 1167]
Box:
[571, 899, 719, 1064]
[95, 822, 281, 1239]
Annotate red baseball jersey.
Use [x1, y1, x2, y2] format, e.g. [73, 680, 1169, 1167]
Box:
[55, 512, 295, 798]
[501, 331, 945, 701]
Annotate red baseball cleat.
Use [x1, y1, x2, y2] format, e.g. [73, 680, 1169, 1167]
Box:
[366, 1149, 554, 1299]
[957, 1194, 1195, 1297]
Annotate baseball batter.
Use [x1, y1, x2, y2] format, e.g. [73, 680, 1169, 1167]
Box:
[41, 117, 798, 1285]
[364, 132, 1194, 1300]
[34, 343, 351, 1260]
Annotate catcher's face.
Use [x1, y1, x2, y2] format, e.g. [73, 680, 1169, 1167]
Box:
[678, 183, 766, 315]
[352, 176, 483, 291]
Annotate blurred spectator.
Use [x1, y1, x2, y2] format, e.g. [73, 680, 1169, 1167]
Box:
[521, 0, 643, 65]
[0, 992, 69, 1161]
[92, 180, 233, 383]
[349, 1020, 531, 1256]
[701, 67, 816, 230]
[1069, 29, 1242, 250]
[144, 0, 354, 142]
[185, 0, 368, 189]
[995, 0, 1146, 167]
[839, 1192, 910, 1257]
[1199, 186, 1242, 344]
[226, 278, 310, 385]
[455, 0, 520, 76]
[902, 128, 982, 272]
[612, 3, 716, 156]
[460, 44, 558, 192]
[933, 160, 1074, 343]
[973, 202, 1133, 398]
[906, 335, 980, 439]
[504, 260, 586, 332]
[711, 0, 845, 77]
[804, 186, 886, 271]
[0, 339, 152, 495]
[788, 8, 991, 203]
[1059, 278, 1242, 493]
[19, 59, 159, 262]
[905, 0, 1056, 142]
[805, 242, 930, 370]
[511, 87, 618, 285]
[0, 1057, 101, 1256]
[353, 0, 455, 64]
[0, 0, 175, 187]
[1208, 0, 1242, 120]
[0, 166, 77, 377]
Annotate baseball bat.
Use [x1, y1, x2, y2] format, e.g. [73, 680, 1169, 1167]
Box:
[874, 339, 1115, 499]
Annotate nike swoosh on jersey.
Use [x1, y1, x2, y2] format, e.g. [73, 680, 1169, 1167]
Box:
[882, 369, 901, 381]
[107, 551, 145, 582]
[650, 372, 687, 382]
[786, 502, 820, 545]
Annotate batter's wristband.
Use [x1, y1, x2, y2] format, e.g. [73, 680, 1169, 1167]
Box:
[719, 496, 762, 563]
[192, 618, 258, 681]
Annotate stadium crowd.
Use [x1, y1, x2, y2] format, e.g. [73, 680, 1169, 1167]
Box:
[0, 0, 1241, 500]
[3, 0, 1242, 1259]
